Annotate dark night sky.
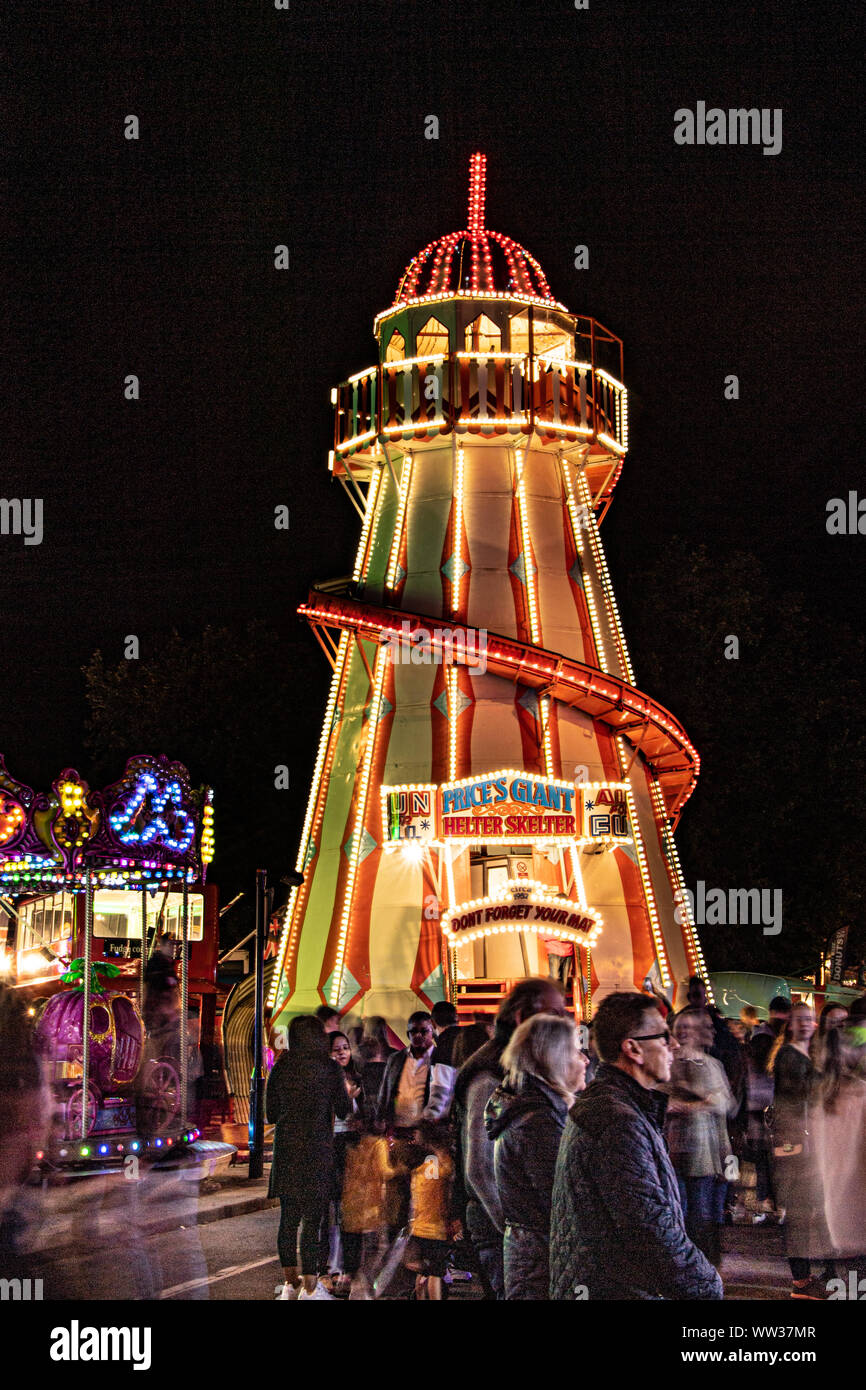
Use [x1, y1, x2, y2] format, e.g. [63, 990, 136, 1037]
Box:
[4, 1, 862, 942]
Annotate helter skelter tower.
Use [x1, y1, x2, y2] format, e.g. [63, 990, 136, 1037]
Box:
[270, 154, 710, 1036]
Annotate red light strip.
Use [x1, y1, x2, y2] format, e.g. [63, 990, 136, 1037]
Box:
[392, 155, 556, 306]
[467, 152, 486, 233]
[299, 594, 700, 815]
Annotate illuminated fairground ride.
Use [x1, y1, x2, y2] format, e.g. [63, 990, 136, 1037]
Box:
[269, 153, 711, 1038]
[0, 753, 217, 1162]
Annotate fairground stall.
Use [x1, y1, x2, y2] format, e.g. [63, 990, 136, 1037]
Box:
[269, 154, 710, 1036]
[0, 753, 216, 1161]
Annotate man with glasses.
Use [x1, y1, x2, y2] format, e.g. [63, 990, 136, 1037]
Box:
[550, 991, 723, 1300]
[375, 1011, 438, 1268]
[377, 1012, 437, 1133]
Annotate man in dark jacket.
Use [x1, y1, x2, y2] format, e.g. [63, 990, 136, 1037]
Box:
[453, 977, 566, 1298]
[424, 1000, 462, 1121]
[550, 991, 723, 1301]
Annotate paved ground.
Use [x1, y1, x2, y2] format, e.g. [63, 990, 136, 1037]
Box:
[18, 1155, 798, 1301]
[156, 1208, 792, 1302]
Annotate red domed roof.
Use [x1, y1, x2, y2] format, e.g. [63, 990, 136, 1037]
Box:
[393, 154, 560, 307]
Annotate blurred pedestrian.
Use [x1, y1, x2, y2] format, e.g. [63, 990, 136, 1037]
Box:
[664, 1008, 734, 1266]
[453, 1021, 490, 1068]
[453, 977, 566, 1299]
[425, 1000, 462, 1121]
[680, 976, 744, 1106]
[811, 1019, 866, 1286]
[315, 1005, 342, 1035]
[0, 983, 51, 1286]
[584, 1020, 600, 1084]
[362, 1014, 397, 1057]
[485, 1014, 586, 1299]
[768, 1003, 835, 1298]
[339, 1122, 393, 1299]
[542, 932, 575, 994]
[811, 1002, 848, 1074]
[267, 1014, 352, 1300]
[403, 1120, 455, 1301]
[849, 994, 866, 1024]
[143, 933, 179, 1044]
[550, 991, 722, 1301]
[376, 1012, 437, 1237]
[354, 1040, 384, 1123]
[328, 1031, 363, 1294]
[753, 995, 792, 1039]
[745, 1005, 781, 1223]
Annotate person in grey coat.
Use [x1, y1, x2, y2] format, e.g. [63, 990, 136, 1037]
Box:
[550, 991, 723, 1301]
[485, 1014, 587, 1299]
[453, 977, 567, 1299]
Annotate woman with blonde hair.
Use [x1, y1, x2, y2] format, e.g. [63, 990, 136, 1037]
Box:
[484, 1013, 586, 1299]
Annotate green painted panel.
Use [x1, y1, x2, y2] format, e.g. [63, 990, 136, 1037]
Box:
[365, 464, 399, 593]
[290, 639, 379, 1003]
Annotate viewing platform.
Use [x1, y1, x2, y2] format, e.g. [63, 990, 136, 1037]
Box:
[331, 341, 628, 512]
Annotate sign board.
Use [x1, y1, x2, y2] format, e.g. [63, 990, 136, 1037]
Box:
[382, 785, 437, 846]
[442, 882, 603, 947]
[829, 925, 849, 984]
[577, 782, 631, 845]
[382, 772, 638, 847]
[439, 771, 577, 842]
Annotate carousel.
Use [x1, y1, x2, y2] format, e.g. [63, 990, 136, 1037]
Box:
[0, 752, 216, 1162]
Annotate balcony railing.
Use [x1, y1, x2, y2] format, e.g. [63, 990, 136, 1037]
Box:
[332, 352, 628, 461]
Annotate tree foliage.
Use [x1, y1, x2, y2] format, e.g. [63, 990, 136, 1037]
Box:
[82, 622, 325, 945]
[625, 542, 866, 978]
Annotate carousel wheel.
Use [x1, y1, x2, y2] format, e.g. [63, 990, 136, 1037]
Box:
[137, 1057, 181, 1136]
[65, 1082, 99, 1139]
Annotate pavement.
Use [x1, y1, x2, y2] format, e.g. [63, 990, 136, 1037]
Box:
[16, 1152, 803, 1300]
[23, 1151, 276, 1259]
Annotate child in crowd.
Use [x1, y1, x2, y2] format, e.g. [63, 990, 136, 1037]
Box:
[340, 1124, 393, 1297]
[402, 1121, 455, 1301]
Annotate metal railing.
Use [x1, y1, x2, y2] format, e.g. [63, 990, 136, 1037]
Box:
[333, 352, 628, 459]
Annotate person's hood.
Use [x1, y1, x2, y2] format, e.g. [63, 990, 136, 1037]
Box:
[484, 1075, 568, 1139]
[454, 1037, 505, 1109]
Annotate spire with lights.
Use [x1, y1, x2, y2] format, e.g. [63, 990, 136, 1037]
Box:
[395, 152, 556, 304]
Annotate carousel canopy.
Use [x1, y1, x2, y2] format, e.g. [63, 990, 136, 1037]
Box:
[0, 753, 213, 894]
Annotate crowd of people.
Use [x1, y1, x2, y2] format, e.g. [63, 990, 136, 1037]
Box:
[265, 978, 866, 1301]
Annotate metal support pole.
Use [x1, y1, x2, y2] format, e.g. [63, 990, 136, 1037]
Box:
[140, 886, 147, 1006]
[81, 870, 93, 1140]
[248, 868, 267, 1180]
[181, 875, 189, 1128]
